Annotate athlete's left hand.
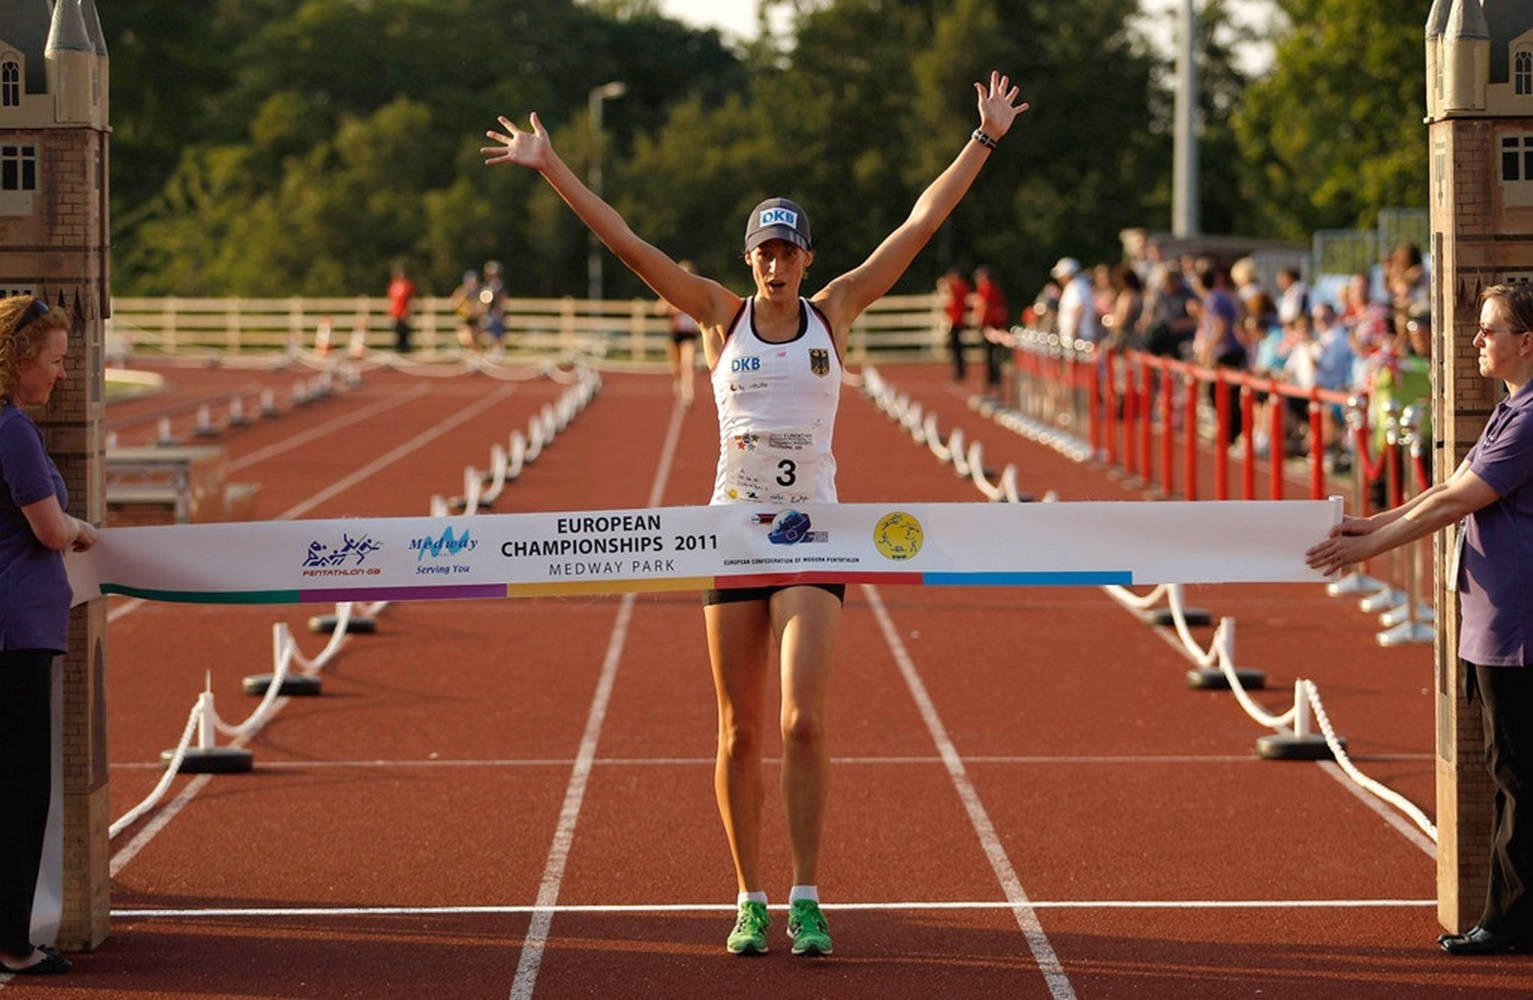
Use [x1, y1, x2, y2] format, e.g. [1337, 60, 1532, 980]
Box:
[975, 71, 1029, 140]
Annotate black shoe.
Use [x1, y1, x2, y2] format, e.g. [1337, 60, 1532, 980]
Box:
[1439, 925, 1533, 955]
[1, 948, 71, 974]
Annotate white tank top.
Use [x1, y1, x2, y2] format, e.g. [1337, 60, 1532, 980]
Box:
[710, 298, 842, 505]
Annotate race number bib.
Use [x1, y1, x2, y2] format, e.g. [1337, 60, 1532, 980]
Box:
[722, 428, 819, 504]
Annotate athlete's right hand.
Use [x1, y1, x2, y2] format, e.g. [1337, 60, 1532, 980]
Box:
[482, 112, 552, 171]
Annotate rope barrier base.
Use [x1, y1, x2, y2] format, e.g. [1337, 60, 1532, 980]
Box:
[1359, 587, 1407, 614]
[1186, 667, 1266, 690]
[1255, 730, 1344, 760]
[1376, 621, 1434, 647]
[1144, 606, 1211, 627]
[160, 746, 253, 774]
[309, 614, 376, 634]
[241, 673, 323, 696]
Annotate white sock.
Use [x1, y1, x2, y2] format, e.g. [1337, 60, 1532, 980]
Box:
[737, 890, 767, 906]
[788, 884, 819, 904]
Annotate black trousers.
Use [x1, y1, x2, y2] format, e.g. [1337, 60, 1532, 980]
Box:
[1471, 662, 1533, 934]
[0, 649, 54, 955]
[947, 322, 967, 379]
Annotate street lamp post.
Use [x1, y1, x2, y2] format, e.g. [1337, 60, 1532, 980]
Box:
[1172, 0, 1200, 238]
[587, 81, 627, 302]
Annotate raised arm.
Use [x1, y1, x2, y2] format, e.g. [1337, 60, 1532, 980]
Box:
[482, 113, 738, 328]
[814, 72, 1029, 338]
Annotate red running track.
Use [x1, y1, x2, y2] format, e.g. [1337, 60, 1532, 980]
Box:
[9, 360, 1532, 999]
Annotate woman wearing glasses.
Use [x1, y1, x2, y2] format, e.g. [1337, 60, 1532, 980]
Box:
[0, 295, 96, 975]
[1307, 282, 1533, 955]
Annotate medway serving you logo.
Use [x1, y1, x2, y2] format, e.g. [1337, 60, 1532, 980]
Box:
[410, 525, 478, 576]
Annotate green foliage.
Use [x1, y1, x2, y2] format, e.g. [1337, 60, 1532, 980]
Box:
[1232, 0, 1428, 240]
[101, 0, 1433, 301]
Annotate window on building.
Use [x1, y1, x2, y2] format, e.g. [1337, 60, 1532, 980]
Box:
[1502, 135, 1533, 182]
[1, 61, 18, 107]
[1, 145, 37, 191]
[1518, 50, 1533, 97]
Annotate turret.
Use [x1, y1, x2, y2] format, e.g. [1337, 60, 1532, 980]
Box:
[81, 0, 108, 123]
[1443, 0, 1491, 115]
[44, 0, 96, 125]
[1426, 0, 1453, 120]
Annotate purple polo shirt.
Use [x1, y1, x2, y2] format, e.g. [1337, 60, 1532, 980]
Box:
[1459, 385, 1533, 666]
[0, 403, 70, 653]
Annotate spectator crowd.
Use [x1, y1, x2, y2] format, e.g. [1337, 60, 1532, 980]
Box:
[1003, 240, 1436, 496]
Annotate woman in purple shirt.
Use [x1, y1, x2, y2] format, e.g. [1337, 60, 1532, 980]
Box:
[0, 296, 97, 976]
[1307, 283, 1533, 955]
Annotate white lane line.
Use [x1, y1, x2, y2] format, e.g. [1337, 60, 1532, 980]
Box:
[113, 898, 1438, 920]
[108, 382, 526, 872]
[509, 395, 685, 1000]
[112, 752, 1432, 771]
[109, 774, 212, 877]
[1318, 760, 1437, 858]
[280, 384, 517, 519]
[228, 384, 431, 472]
[864, 583, 1077, 1000]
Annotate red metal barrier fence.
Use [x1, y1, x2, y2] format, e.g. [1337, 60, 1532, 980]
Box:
[1006, 329, 1436, 640]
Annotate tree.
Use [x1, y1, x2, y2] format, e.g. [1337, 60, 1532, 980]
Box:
[1232, 0, 1428, 239]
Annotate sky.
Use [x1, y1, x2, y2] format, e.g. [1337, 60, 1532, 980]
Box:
[653, 0, 1281, 74]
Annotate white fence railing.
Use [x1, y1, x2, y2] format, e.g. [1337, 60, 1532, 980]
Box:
[106, 293, 946, 362]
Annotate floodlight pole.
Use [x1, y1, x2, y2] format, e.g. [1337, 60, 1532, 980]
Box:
[587, 81, 627, 302]
[1172, 0, 1200, 237]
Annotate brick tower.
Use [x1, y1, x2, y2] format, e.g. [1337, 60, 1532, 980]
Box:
[0, 0, 112, 948]
[1424, 0, 1533, 933]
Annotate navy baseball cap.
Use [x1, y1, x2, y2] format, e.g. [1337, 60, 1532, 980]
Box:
[744, 197, 812, 253]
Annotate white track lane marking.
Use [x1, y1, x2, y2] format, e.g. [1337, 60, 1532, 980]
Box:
[114, 898, 1437, 919]
[227, 384, 431, 471]
[108, 382, 524, 874]
[864, 583, 1077, 1000]
[278, 384, 516, 519]
[509, 396, 686, 1000]
[109, 751, 1432, 770]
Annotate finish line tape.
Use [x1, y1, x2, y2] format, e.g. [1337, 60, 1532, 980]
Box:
[66, 499, 1340, 607]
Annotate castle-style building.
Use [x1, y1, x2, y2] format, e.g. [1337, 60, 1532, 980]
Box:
[1424, 0, 1533, 935]
[0, 0, 112, 949]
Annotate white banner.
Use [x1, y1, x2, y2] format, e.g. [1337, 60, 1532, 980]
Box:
[66, 499, 1340, 606]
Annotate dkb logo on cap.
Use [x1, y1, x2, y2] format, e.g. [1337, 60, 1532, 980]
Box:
[760, 207, 798, 229]
[744, 197, 812, 252]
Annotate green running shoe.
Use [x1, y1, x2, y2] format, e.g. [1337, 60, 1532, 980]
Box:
[726, 900, 770, 955]
[787, 898, 833, 956]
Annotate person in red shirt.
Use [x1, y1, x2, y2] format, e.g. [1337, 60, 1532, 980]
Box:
[973, 266, 1010, 399]
[938, 267, 973, 381]
[387, 263, 418, 354]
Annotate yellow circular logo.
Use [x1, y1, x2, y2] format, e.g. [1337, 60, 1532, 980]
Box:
[873, 511, 924, 561]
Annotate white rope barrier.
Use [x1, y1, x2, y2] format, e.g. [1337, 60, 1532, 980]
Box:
[1210, 618, 1295, 730]
[107, 700, 202, 839]
[862, 365, 1437, 843]
[109, 365, 603, 839]
[1303, 679, 1437, 840]
[1102, 583, 1169, 611]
